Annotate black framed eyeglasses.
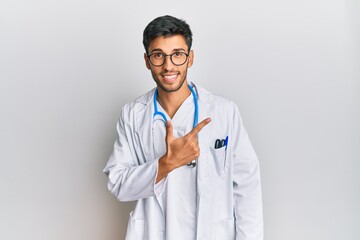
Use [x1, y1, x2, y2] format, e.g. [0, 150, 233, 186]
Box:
[147, 51, 189, 67]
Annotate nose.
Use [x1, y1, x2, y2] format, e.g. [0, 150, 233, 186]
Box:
[162, 55, 175, 70]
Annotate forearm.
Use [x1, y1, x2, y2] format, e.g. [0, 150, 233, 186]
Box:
[105, 159, 159, 202]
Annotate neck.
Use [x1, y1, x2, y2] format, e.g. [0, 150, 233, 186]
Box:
[157, 83, 191, 119]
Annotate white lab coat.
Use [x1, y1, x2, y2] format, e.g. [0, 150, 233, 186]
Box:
[103, 83, 263, 240]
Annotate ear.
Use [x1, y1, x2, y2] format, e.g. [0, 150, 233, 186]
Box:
[187, 50, 194, 68]
[144, 53, 151, 70]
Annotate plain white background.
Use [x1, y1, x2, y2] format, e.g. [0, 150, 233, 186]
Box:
[1, 0, 359, 239]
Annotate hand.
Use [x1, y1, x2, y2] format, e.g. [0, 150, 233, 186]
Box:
[156, 118, 211, 183]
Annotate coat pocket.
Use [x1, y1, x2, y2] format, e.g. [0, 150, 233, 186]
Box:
[209, 147, 229, 176]
[125, 211, 145, 240]
[214, 218, 235, 240]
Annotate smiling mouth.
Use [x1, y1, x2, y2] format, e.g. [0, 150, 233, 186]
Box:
[162, 74, 178, 82]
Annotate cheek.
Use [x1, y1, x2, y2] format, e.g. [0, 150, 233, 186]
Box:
[150, 69, 162, 78]
[152, 69, 162, 75]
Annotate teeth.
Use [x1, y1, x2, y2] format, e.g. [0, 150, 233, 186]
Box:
[163, 75, 177, 80]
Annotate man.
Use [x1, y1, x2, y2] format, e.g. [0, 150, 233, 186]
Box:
[104, 15, 263, 240]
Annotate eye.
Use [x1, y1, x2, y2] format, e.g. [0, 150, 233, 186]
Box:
[153, 53, 164, 59]
[173, 52, 184, 57]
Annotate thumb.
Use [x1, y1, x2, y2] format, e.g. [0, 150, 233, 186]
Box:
[165, 120, 173, 141]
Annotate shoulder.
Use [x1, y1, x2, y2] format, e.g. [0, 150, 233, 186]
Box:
[195, 84, 238, 112]
[195, 84, 246, 133]
[121, 88, 155, 113]
[119, 88, 155, 123]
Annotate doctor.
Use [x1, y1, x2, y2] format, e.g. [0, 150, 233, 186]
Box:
[104, 15, 263, 240]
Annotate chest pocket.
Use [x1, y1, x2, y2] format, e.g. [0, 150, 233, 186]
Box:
[209, 146, 230, 177]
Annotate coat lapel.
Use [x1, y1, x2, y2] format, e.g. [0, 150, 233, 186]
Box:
[135, 88, 165, 216]
[195, 85, 217, 240]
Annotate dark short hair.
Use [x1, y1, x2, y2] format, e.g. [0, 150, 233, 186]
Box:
[143, 15, 193, 54]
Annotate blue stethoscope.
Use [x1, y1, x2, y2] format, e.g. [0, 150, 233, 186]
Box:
[153, 83, 198, 127]
[153, 83, 198, 167]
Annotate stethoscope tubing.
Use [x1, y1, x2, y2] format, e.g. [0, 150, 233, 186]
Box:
[153, 83, 198, 128]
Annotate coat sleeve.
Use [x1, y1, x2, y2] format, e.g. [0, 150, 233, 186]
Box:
[231, 103, 264, 240]
[103, 107, 163, 202]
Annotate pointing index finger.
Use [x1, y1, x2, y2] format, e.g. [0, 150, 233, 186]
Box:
[188, 118, 211, 136]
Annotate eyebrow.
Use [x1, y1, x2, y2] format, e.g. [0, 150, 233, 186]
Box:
[150, 48, 187, 53]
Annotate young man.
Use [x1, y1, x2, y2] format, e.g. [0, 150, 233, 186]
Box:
[104, 15, 263, 240]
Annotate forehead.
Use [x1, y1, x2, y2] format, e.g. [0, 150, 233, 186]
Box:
[148, 35, 188, 52]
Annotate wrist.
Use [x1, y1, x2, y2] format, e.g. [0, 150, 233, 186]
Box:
[159, 155, 175, 172]
[156, 155, 174, 183]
